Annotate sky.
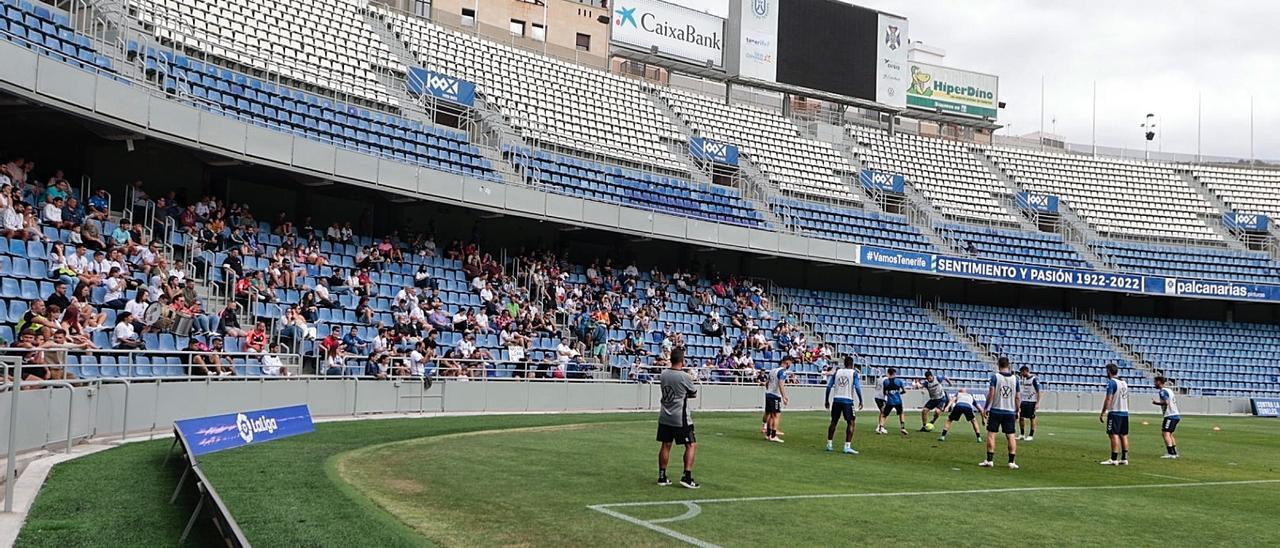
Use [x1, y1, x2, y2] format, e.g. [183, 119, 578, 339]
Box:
[676, 0, 1279, 161]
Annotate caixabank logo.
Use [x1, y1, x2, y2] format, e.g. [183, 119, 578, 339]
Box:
[614, 4, 722, 51]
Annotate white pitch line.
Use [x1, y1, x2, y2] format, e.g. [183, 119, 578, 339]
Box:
[1142, 472, 1196, 482]
[649, 502, 703, 524]
[587, 504, 720, 548]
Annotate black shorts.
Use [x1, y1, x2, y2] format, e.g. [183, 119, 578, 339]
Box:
[949, 407, 975, 422]
[925, 397, 948, 410]
[987, 412, 1016, 434]
[657, 424, 696, 445]
[765, 396, 782, 414]
[830, 401, 855, 423]
[874, 398, 885, 411]
[880, 402, 903, 417]
[1106, 413, 1130, 436]
[1020, 401, 1037, 419]
[1161, 417, 1180, 433]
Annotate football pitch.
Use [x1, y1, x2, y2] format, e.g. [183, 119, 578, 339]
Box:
[18, 411, 1280, 546]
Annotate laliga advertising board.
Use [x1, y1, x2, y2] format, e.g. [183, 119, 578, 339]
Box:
[174, 404, 315, 456]
[611, 0, 724, 67]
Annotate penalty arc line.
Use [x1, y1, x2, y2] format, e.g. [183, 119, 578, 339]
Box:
[589, 479, 1280, 547]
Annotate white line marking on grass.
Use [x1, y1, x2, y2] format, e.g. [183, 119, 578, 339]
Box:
[589, 479, 1280, 547]
[1142, 473, 1195, 482]
[648, 502, 703, 524]
[588, 504, 720, 548]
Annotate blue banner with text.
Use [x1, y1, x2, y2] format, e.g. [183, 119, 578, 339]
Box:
[859, 169, 906, 193]
[1224, 212, 1271, 231]
[1251, 398, 1280, 417]
[406, 68, 476, 107]
[174, 404, 315, 457]
[689, 137, 740, 166]
[1016, 191, 1059, 214]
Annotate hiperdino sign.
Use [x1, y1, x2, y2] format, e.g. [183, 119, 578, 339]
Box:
[906, 61, 999, 119]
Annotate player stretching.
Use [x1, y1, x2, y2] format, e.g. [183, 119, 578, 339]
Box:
[1098, 363, 1131, 466]
[1152, 376, 1180, 459]
[980, 357, 1020, 469]
[824, 356, 864, 454]
[657, 348, 699, 488]
[937, 388, 983, 443]
[1017, 366, 1042, 441]
[918, 370, 951, 431]
[763, 357, 791, 443]
[876, 368, 908, 435]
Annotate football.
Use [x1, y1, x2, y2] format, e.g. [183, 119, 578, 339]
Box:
[925, 423, 935, 432]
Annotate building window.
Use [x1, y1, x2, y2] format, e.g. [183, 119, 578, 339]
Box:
[413, 0, 429, 17]
[510, 19, 525, 37]
[531, 23, 546, 42]
[576, 32, 591, 51]
[461, 8, 475, 27]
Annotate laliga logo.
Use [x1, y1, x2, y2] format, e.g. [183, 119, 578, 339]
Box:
[427, 74, 460, 96]
[1164, 278, 1178, 295]
[235, 412, 279, 444]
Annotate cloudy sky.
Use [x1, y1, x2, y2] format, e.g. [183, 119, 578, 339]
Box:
[678, 0, 1278, 161]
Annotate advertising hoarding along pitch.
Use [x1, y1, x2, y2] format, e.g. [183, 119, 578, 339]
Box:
[174, 404, 315, 457]
[906, 61, 999, 119]
[612, 0, 725, 67]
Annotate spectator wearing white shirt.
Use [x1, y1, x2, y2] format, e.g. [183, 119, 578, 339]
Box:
[313, 279, 336, 307]
[556, 337, 578, 365]
[112, 312, 144, 349]
[457, 333, 476, 360]
[43, 196, 73, 229]
[124, 289, 150, 329]
[396, 286, 419, 310]
[260, 344, 291, 376]
[479, 283, 495, 303]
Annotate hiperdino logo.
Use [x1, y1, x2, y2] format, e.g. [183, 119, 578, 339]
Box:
[910, 65, 994, 100]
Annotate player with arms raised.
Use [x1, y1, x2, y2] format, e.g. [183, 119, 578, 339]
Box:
[1098, 363, 1130, 466]
[937, 388, 983, 443]
[1153, 376, 1180, 459]
[656, 348, 699, 488]
[980, 357, 1020, 469]
[824, 356, 864, 454]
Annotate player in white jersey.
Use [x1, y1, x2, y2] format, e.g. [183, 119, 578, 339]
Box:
[980, 357, 1021, 469]
[918, 370, 952, 431]
[762, 357, 791, 443]
[824, 356, 864, 454]
[872, 369, 887, 413]
[1098, 363, 1131, 465]
[1017, 366, 1042, 441]
[1152, 376, 1180, 459]
[937, 388, 983, 443]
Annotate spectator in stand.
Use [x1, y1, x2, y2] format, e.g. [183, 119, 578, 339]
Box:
[355, 268, 374, 296]
[355, 296, 374, 324]
[79, 214, 106, 251]
[339, 222, 353, 244]
[87, 188, 110, 217]
[219, 301, 246, 338]
[245, 322, 269, 353]
[319, 327, 343, 357]
[45, 281, 72, 312]
[112, 312, 145, 349]
[342, 327, 369, 355]
[110, 220, 134, 249]
[41, 196, 72, 229]
[221, 248, 244, 281]
[363, 353, 389, 380]
[62, 196, 85, 227]
[204, 337, 235, 376]
[260, 343, 291, 376]
[325, 222, 342, 243]
[313, 278, 337, 307]
[16, 299, 60, 338]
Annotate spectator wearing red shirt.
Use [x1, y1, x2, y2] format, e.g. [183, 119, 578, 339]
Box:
[245, 321, 269, 353]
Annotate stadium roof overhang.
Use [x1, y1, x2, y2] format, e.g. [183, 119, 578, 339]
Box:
[726, 76, 904, 115]
[904, 108, 1003, 131]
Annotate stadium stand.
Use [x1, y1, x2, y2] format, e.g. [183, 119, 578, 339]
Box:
[938, 223, 1090, 268]
[378, 8, 689, 172]
[985, 147, 1221, 242]
[505, 145, 770, 229]
[851, 126, 1014, 223]
[1185, 164, 1280, 219]
[770, 197, 935, 252]
[778, 289, 991, 384]
[1098, 315, 1280, 397]
[0, 0, 115, 73]
[1095, 240, 1279, 284]
[938, 303, 1147, 392]
[133, 47, 500, 180]
[658, 87, 855, 202]
[130, 0, 402, 104]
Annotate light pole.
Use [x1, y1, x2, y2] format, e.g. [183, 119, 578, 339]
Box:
[1141, 113, 1156, 161]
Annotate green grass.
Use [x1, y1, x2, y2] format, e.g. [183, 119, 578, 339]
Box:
[18, 412, 1280, 547]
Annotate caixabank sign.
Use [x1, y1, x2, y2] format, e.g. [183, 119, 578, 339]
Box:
[612, 0, 724, 67]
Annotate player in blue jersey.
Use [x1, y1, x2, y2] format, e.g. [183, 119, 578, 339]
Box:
[980, 357, 1021, 469]
[918, 370, 952, 431]
[875, 368, 909, 436]
[1017, 366, 1042, 441]
[763, 357, 791, 443]
[937, 388, 983, 443]
[1152, 376, 1180, 459]
[824, 356, 864, 454]
[1099, 363, 1131, 465]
